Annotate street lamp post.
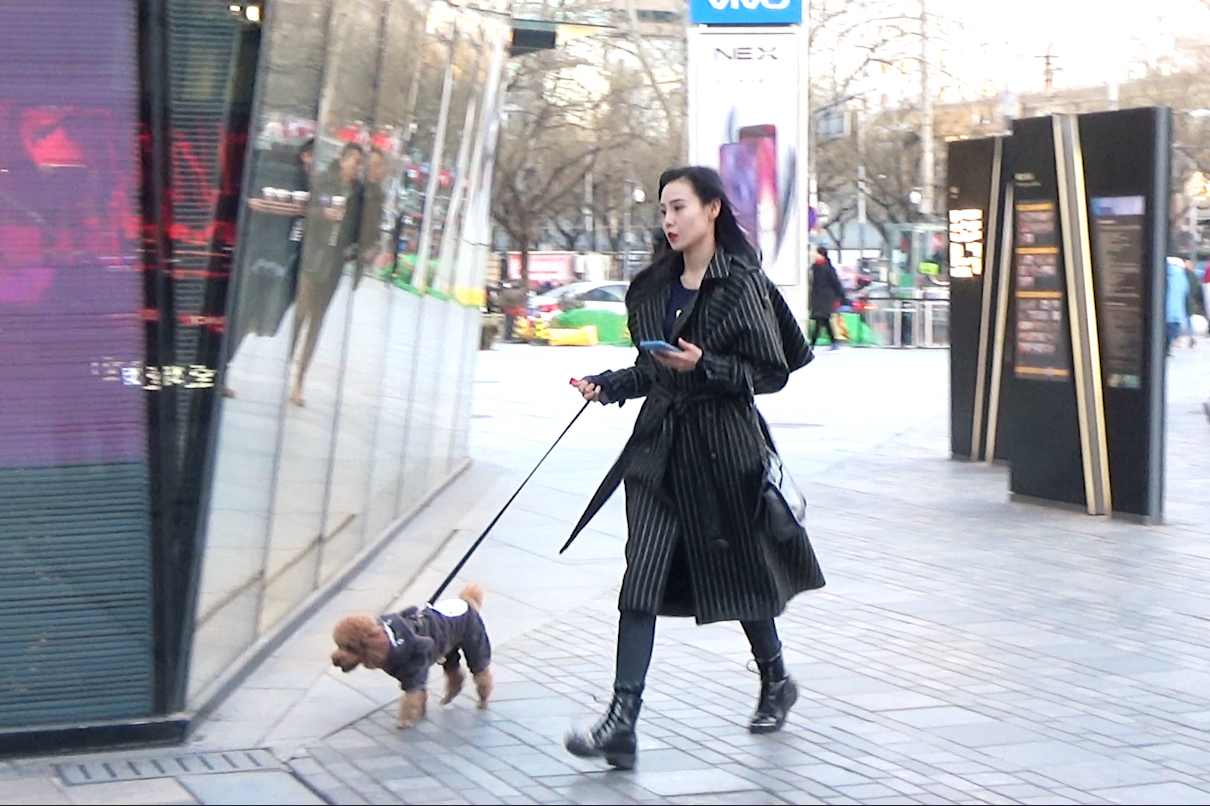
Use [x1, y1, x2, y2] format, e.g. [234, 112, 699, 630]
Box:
[621, 179, 646, 280]
[919, 0, 935, 220]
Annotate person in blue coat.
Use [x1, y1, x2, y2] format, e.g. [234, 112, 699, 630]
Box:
[1166, 256, 1191, 355]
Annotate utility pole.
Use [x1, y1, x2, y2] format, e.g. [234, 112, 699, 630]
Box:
[1041, 43, 1057, 94]
[1190, 198, 1199, 266]
[856, 103, 868, 263]
[1038, 43, 1059, 114]
[919, 0, 934, 219]
[621, 164, 633, 279]
[583, 171, 594, 251]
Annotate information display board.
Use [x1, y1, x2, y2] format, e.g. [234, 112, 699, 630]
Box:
[1089, 195, 1146, 390]
[1013, 201, 1069, 380]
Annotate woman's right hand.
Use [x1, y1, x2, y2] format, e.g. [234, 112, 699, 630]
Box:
[575, 379, 603, 403]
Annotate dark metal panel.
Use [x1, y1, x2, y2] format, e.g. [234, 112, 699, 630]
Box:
[947, 136, 998, 460]
[1077, 106, 1169, 521]
[0, 465, 154, 727]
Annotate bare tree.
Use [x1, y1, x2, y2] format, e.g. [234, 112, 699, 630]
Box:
[808, 0, 967, 247]
[492, 33, 683, 286]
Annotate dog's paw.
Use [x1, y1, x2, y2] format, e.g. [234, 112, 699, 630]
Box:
[441, 669, 465, 705]
[398, 690, 426, 729]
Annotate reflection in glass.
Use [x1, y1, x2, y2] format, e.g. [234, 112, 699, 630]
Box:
[189, 0, 506, 705]
[321, 0, 393, 581]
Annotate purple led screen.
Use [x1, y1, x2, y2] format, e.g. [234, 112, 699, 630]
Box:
[0, 1, 146, 467]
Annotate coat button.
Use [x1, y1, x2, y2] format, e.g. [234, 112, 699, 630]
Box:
[710, 538, 729, 550]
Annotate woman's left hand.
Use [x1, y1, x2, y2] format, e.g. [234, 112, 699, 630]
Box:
[652, 338, 702, 373]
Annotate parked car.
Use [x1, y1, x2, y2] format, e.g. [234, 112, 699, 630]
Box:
[847, 281, 890, 313]
[848, 281, 948, 312]
[528, 281, 592, 317]
[530, 281, 628, 321]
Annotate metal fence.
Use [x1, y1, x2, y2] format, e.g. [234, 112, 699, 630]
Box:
[859, 300, 950, 348]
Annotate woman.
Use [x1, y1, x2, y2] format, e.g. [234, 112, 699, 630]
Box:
[289, 141, 363, 406]
[808, 245, 846, 350]
[565, 166, 824, 770]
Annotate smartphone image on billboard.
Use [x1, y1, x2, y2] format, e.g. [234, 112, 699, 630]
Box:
[738, 124, 778, 265]
[719, 141, 759, 249]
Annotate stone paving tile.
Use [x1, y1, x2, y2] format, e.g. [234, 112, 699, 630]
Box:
[57, 778, 193, 806]
[834, 781, 913, 801]
[1095, 780, 1210, 804]
[665, 792, 789, 805]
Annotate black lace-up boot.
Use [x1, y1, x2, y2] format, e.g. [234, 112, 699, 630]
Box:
[564, 686, 643, 769]
[749, 652, 798, 734]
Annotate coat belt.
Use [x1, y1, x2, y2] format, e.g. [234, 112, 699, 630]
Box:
[559, 386, 748, 554]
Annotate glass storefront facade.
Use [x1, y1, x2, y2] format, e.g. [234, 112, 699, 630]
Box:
[190, 0, 507, 704]
[0, 0, 504, 746]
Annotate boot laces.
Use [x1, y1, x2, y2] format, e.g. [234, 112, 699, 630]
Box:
[589, 697, 626, 740]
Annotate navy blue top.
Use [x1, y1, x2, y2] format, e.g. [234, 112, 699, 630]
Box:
[665, 279, 697, 340]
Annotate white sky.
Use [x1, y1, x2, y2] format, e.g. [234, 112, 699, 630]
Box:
[930, 0, 1210, 94]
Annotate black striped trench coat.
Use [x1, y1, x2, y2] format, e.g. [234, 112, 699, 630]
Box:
[566, 248, 825, 624]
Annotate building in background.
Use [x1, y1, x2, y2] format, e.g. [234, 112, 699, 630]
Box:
[0, 0, 506, 753]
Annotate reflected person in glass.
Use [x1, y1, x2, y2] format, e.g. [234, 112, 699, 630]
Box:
[289, 141, 363, 407]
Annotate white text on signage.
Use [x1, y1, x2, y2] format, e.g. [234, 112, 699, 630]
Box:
[708, 0, 791, 9]
[949, 208, 984, 278]
[713, 47, 778, 60]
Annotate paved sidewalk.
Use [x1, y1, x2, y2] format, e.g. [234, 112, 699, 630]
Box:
[1, 342, 1209, 805]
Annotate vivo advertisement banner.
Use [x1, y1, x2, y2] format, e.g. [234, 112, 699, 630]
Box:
[688, 0, 802, 26]
[688, 28, 802, 287]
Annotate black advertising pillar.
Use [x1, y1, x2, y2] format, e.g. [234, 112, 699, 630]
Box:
[948, 136, 1008, 461]
[1004, 115, 1088, 509]
[1079, 107, 1170, 522]
[999, 109, 1168, 520]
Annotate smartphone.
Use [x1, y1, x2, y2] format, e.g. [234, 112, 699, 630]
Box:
[638, 339, 683, 354]
[738, 124, 778, 266]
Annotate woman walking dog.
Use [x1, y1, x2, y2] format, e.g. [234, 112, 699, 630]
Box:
[565, 166, 825, 770]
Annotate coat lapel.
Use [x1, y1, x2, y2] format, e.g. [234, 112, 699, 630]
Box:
[631, 271, 670, 342]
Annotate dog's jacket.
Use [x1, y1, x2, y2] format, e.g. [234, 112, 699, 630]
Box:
[380, 597, 491, 691]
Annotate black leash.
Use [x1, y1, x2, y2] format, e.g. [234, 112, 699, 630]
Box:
[428, 399, 591, 604]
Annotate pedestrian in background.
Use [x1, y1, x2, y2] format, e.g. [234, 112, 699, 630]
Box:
[808, 245, 846, 351]
[1202, 259, 1210, 330]
[1186, 258, 1206, 346]
[497, 282, 527, 342]
[566, 166, 824, 770]
[1167, 256, 1191, 356]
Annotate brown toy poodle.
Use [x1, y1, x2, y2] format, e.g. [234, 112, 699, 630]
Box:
[330, 583, 493, 729]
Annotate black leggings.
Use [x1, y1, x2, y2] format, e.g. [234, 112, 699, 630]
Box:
[613, 610, 782, 693]
[808, 315, 834, 346]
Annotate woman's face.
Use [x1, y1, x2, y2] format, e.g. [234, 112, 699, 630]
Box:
[339, 149, 363, 184]
[660, 178, 719, 254]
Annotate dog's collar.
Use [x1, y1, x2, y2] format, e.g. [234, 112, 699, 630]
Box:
[380, 617, 403, 649]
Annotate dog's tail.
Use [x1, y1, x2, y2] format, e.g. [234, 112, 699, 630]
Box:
[458, 582, 484, 611]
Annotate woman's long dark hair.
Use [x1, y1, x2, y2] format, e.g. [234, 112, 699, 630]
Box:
[628, 165, 759, 304]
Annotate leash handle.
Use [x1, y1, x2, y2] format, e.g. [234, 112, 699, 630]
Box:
[428, 400, 591, 603]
